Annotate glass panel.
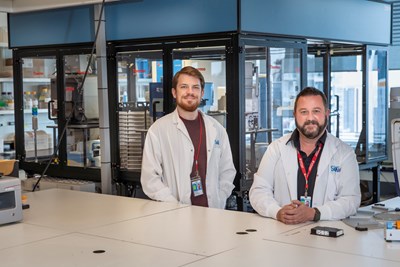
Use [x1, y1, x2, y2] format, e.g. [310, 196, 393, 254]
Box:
[63, 54, 100, 168]
[172, 46, 227, 127]
[244, 45, 301, 176]
[307, 53, 337, 134]
[117, 50, 163, 170]
[330, 55, 363, 160]
[0, 13, 13, 159]
[307, 54, 324, 91]
[244, 46, 267, 175]
[22, 56, 57, 162]
[388, 69, 400, 163]
[367, 49, 387, 160]
[270, 47, 301, 138]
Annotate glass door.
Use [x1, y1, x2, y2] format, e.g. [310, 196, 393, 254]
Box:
[112, 40, 231, 197]
[331, 53, 363, 156]
[172, 45, 227, 127]
[62, 54, 100, 168]
[366, 46, 387, 162]
[14, 48, 102, 181]
[116, 49, 163, 171]
[243, 42, 305, 178]
[307, 52, 324, 91]
[21, 55, 57, 162]
[307, 44, 388, 164]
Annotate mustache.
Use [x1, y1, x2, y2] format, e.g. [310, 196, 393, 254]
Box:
[304, 120, 319, 126]
[183, 93, 196, 98]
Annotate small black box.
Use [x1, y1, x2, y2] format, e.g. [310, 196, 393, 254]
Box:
[310, 226, 344, 237]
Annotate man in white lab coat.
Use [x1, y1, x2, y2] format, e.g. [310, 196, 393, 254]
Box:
[250, 87, 360, 224]
[141, 66, 236, 209]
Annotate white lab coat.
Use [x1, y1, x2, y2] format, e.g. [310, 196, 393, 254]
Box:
[249, 132, 361, 220]
[141, 109, 236, 209]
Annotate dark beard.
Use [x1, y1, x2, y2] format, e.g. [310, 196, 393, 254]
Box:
[296, 117, 327, 139]
[177, 101, 198, 112]
[176, 94, 200, 112]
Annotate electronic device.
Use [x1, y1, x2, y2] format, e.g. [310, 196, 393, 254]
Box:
[384, 221, 400, 242]
[50, 76, 99, 123]
[310, 226, 344, 237]
[372, 203, 390, 211]
[0, 177, 23, 225]
[355, 226, 368, 231]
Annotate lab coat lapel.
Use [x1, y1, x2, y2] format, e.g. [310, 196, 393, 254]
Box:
[173, 110, 193, 201]
[280, 139, 298, 201]
[203, 114, 216, 166]
[314, 134, 337, 202]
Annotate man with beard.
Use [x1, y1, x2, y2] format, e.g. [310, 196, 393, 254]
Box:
[140, 66, 236, 209]
[249, 87, 360, 224]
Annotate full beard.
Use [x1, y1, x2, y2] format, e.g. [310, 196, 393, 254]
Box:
[296, 117, 327, 139]
[176, 96, 200, 112]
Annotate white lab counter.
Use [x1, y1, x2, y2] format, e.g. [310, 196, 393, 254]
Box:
[21, 188, 188, 231]
[0, 189, 399, 267]
[83, 204, 306, 256]
[183, 238, 400, 267]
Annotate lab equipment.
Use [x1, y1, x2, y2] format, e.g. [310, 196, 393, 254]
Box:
[0, 177, 23, 225]
[384, 221, 400, 242]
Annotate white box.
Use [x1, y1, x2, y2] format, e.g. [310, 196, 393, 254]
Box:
[24, 130, 52, 151]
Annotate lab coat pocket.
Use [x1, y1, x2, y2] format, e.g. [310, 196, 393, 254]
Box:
[327, 164, 341, 201]
[212, 140, 222, 157]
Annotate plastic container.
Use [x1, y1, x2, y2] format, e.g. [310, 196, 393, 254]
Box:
[32, 91, 38, 108]
[0, 92, 7, 109]
[6, 92, 13, 109]
[24, 91, 33, 110]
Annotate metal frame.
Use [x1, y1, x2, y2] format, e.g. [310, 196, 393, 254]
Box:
[365, 45, 389, 164]
[13, 45, 102, 181]
[11, 33, 389, 205]
[107, 34, 236, 194]
[307, 43, 389, 203]
[227, 34, 308, 210]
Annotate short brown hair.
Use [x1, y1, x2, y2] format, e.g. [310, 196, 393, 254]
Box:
[172, 66, 205, 90]
[294, 87, 328, 111]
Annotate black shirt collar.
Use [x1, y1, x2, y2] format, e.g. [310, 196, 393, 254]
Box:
[287, 129, 327, 150]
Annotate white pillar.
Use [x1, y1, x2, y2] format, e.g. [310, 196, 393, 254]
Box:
[94, 4, 112, 194]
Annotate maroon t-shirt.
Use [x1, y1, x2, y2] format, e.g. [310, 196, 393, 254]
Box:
[180, 113, 208, 207]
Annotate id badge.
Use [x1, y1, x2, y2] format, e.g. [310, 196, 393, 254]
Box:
[300, 195, 312, 207]
[191, 175, 204, 197]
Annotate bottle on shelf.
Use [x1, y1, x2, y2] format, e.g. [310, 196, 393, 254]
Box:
[32, 93, 38, 115]
[38, 87, 50, 109]
[24, 91, 33, 110]
[122, 91, 128, 102]
[0, 92, 7, 110]
[32, 92, 38, 131]
[32, 91, 38, 110]
[23, 91, 28, 109]
[6, 92, 13, 110]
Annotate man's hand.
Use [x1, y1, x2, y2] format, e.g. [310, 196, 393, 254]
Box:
[277, 200, 315, 224]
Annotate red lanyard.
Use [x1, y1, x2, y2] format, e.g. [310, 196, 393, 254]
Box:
[194, 113, 203, 176]
[297, 143, 323, 197]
